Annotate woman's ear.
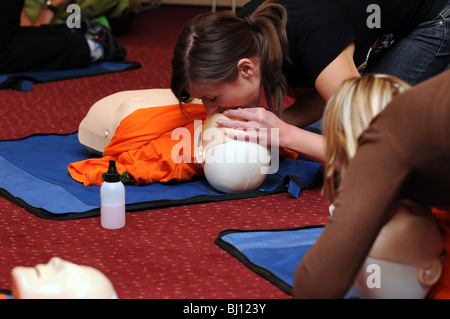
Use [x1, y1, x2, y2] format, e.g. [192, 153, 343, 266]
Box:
[237, 58, 256, 78]
[417, 259, 443, 286]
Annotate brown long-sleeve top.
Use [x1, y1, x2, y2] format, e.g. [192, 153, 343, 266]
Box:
[293, 70, 450, 298]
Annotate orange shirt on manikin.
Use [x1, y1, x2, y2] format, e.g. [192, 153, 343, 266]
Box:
[68, 103, 298, 186]
[68, 103, 207, 186]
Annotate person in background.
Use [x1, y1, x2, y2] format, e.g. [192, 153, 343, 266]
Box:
[0, 0, 126, 74]
[21, 0, 141, 33]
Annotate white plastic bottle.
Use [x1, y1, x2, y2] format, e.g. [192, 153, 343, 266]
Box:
[100, 160, 126, 229]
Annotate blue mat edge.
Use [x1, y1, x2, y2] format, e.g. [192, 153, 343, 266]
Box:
[0, 132, 324, 220]
[215, 225, 325, 295]
[0, 61, 141, 91]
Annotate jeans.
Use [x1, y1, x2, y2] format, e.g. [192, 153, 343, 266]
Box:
[365, 1, 450, 85]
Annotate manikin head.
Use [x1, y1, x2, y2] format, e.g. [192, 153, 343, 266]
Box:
[11, 257, 117, 299]
[194, 111, 271, 193]
[354, 205, 444, 299]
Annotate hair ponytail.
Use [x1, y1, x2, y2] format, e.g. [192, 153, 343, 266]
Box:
[171, 0, 290, 113]
[247, 1, 291, 113]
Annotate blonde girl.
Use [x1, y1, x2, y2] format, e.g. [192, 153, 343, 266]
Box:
[293, 70, 450, 298]
[322, 74, 410, 202]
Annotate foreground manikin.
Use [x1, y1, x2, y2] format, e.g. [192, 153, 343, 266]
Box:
[353, 205, 444, 299]
[78, 89, 270, 193]
[11, 257, 117, 299]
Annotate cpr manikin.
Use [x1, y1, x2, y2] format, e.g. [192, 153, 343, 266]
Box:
[78, 89, 185, 155]
[11, 257, 117, 299]
[78, 89, 271, 193]
[353, 205, 444, 299]
[194, 111, 270, 193]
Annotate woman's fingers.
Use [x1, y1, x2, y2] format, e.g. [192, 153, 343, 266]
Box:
[216, 118, 258, 130]
[217, 107, 271, 129]
[215, 107, 281, 146]
[223, 107, 266, 122]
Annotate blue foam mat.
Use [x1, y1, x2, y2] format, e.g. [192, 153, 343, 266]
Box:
[0, 132, 323, 219]
[216, 226, 359, 298]
[0, 61, 141, 91]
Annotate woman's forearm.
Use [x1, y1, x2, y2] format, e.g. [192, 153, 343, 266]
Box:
[279, 122, 326, 164]
[33, 6, 56, 26]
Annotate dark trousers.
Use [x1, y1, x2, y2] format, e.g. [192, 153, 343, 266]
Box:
[0, 0, 91, 73]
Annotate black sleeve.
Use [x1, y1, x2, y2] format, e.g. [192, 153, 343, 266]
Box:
[284, 2, 357, 87]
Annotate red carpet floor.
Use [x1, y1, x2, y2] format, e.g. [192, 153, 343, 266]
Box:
[0, 5, 329, 299]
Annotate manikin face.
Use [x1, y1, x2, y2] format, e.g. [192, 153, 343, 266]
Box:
[193, 112, 270, 193]
[188, 58, 262, 115]
[11, 257, 117, 299]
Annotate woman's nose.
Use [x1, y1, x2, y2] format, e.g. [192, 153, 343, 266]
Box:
[201, 99, 218, 115]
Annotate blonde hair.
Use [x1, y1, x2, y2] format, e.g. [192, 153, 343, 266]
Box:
[322, 74, 410, 202]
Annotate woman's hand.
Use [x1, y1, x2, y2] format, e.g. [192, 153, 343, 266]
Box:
[216, 107, 327, 164]
[49, 0, 72, 8]
[22, 0, 72, 26]
[215, 107, 284, 147]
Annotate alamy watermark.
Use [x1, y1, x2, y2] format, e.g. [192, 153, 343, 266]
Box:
[365, 263, 382, 289]
[366, 4, 381, 29]
[66, 4, 81, 29]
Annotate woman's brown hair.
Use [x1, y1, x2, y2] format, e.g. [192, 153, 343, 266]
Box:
[171, 0, 291, 113]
